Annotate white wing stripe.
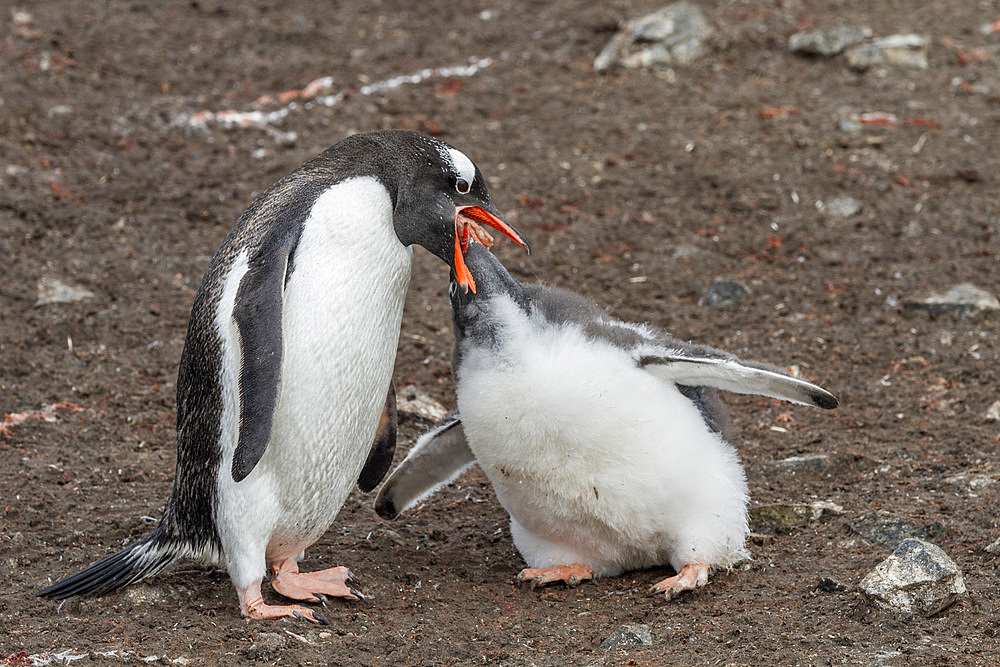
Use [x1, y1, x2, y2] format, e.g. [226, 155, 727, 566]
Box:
[640, 355, 837, 408]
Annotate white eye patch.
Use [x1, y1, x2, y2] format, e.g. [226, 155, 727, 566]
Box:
[438, 145, 477, 188]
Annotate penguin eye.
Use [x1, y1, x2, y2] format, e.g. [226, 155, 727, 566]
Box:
[455, 178, 471, 194]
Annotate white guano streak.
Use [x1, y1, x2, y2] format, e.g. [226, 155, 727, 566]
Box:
[176, 57, 494, 130]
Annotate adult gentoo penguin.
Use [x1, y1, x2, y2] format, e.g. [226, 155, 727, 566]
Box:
[38, 130, 529, 623]
[375, 241, 837, 600]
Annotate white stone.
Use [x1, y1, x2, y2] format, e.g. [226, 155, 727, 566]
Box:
[788, 26, 869, 57]
[859, 538, 965, 616]
[824, 196, 862, 218]
[397, 385, 448, 423]
[35, 276, 96, 306]
[904, 283, 1000, 318]
[594, 2, 712, 71]
[845, 34, 929, 71]
[923, 284, 999, 310]
[944, 470, 997, 492]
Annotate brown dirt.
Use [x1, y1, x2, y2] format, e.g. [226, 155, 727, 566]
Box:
[2, 1, 999, 664]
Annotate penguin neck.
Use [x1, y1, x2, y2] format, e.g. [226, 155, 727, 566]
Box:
[453, 292, 536, 371]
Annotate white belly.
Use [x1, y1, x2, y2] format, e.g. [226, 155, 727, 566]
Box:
[214, 177, 412, 584]
[456, 311, 749, 576]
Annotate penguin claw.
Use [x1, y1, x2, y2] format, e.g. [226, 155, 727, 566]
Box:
[517, 563, 594, 590]
[292, 608, 330, 625]
[349, 588, 367, 601]
[649, 562, 710, 601]
[271, 561, 362, 603]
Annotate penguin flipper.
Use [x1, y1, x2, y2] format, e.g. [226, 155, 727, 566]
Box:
[638, 351, 838, 409]
[373, 410, 474, 519]
[231, 233, 298, 482]
[358, 380, 398, 492]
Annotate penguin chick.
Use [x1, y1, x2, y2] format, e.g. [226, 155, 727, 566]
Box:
[37, 131, 528, 623]
[376, 241, 837, 600]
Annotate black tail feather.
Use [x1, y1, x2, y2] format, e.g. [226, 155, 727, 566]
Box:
[37, 527, 181, 600]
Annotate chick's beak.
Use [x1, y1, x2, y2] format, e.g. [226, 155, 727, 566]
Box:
[453, 206, 530, 293]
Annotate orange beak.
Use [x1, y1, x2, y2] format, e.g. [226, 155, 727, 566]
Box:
[453, 206, 530, 293]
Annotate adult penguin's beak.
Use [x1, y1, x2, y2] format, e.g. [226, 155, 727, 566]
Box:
[453, 206, 530, 293]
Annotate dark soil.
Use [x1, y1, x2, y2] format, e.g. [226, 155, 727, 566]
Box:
[2, 1, 999, 664]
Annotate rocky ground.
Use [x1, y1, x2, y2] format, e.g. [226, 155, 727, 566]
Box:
[2, 1, 999, 665]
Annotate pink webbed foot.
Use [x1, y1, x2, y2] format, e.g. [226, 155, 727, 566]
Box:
[270, 558, 363, 604]
[649, 562, 710, 601]
[516, 563, 594, 589]
[237, 581, 330, 625]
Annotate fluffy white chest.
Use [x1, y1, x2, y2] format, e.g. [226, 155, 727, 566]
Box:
[215, 177, 412, 562]
[456, 303, 749, 575]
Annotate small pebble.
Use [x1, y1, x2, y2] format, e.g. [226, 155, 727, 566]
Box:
[823, 196, 862, 218]
[845, 34, 929, 71]
[35, 277, 96, 307]
[816, 576, 848, 593]
[788, 26, 869, 57]
[699, 280, 749, 308]
[903, 283, 999, 319]
[599, 624, 653, 653]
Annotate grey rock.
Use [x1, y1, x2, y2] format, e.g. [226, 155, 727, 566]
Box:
[902, 220, 923, 238]
[983, 400, 1000, 422]
[903, 283, 1000, 319]
[245, 632, 288, 660]
[984, 537, 1000, 554]
[35, 276, 96, 306]
[788, 26, 869, 57]
[850, 511, 941, 548]
[599, 624, 653, 653]
[671, 243, 703, 260]
[749, 501, 843, 533]
[594, 3, 713, 71]
[761, 454, 831, 474]
[845, 34, 928, 71]
[943, 470, 997, 493]
[124, 583, 168, 607]
[859, 538, 966, 616]
[699, 280, 749, 308]
[823, 196, 862, 218]
[815, 576, 849, 593]
[47, 104, 73, 117]
[379, 527, 407, 546]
